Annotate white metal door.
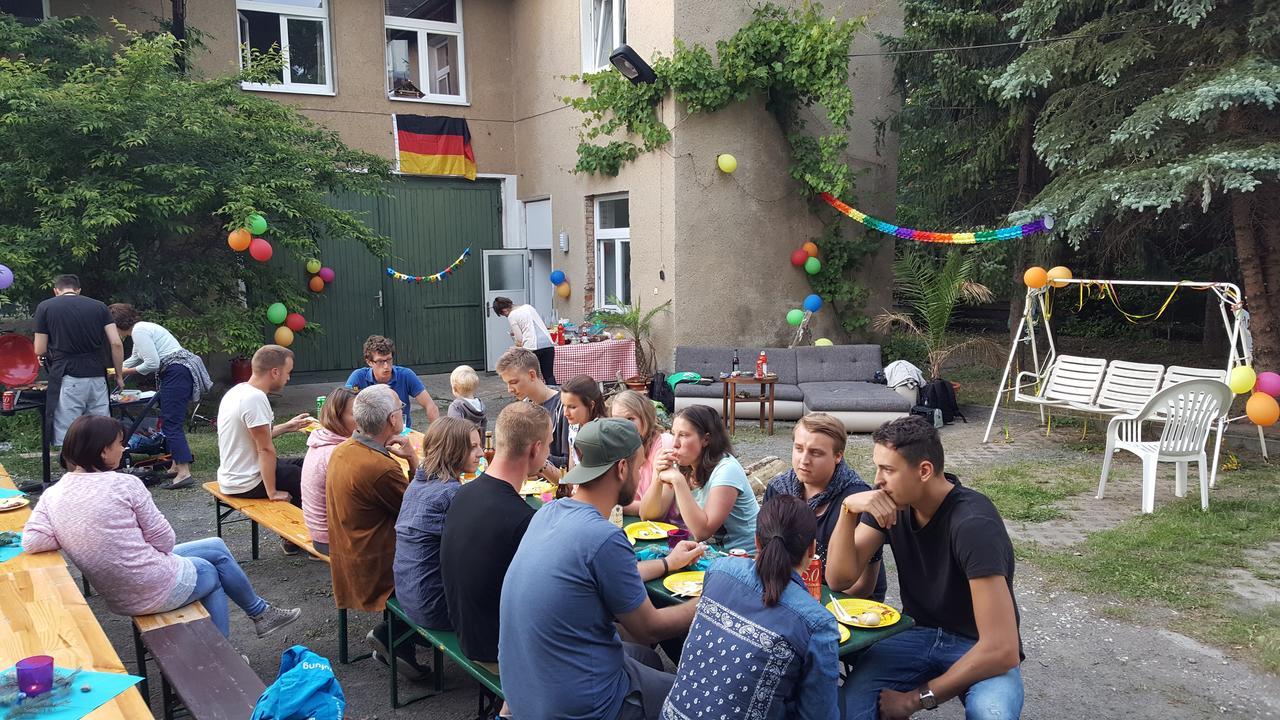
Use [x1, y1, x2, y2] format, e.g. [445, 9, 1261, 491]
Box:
[483, 249, 530, 371]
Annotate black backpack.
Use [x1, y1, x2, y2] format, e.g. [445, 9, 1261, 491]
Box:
[919, 378, 965, 424]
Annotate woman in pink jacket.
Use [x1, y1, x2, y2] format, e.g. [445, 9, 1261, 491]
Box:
[22, 415, 300, 638]
[300, 386, 356, 556]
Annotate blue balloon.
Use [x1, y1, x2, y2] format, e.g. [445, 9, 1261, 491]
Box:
[550, 270, 566, 285]
[803, 294, 823, 313]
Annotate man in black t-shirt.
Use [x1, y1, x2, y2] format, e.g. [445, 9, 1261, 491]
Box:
[828, 416, 1023, 720]
[33, 274, 125, 445]
[438, 401, 546, 676]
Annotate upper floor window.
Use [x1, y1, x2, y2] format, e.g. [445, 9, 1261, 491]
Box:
[237, 0, 333, 95]
[594, 194, 631, 309]
[581, 0, 625, 73]
[385, 0, 467, 105]
[0, 0, 47, 20]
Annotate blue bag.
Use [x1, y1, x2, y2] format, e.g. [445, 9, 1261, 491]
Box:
[250, 646, 346, 720]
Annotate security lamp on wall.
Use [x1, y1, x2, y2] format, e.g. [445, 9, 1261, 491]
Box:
[609, 45, 656, 85]
[559, 231, 569, 253]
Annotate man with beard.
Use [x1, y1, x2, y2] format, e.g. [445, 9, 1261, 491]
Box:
[499, 419, 705, 720]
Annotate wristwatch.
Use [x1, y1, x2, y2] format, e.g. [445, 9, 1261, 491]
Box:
[917, 685, 938, 711]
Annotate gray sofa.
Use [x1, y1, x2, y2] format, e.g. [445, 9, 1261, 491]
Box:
[672, 345, 914, 432]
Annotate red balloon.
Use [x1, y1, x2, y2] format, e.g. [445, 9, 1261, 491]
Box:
[248, 238, 273, 262]
[790, 249, 808, 267]
[284, 312, 306, 332]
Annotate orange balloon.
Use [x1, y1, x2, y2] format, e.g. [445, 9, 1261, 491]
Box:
[803, 242, 819, 257]
[227, 228, 251, 252]
[1047, 265, 1073, 288]
[273, 325, 295, 348]
[1246, 392, 1279, 427]
[1023, 266, 1049, 289]
[308, 276, 325, 292]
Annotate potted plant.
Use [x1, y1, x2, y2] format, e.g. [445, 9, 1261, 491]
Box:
[589, 296, 672, 391]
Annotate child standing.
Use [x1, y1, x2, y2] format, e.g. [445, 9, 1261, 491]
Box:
[446, 365, 487, 432]
[560, 374, 606, 469]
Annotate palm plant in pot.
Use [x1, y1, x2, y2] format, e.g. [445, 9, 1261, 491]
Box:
[589, 296, 672, 392]
[871, 249, 1000, 380]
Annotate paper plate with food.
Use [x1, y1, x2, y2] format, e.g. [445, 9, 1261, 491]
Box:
[826, 598, 901, 629]
[625, 521, 678, 543]
[662, 571, 705, 598]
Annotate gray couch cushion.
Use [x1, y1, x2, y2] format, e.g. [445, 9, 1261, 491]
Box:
[796, 345, 882, 383]
[799, 381, 913, 412]
[675, 381, 805, 403]
[673, 346, 798, 386]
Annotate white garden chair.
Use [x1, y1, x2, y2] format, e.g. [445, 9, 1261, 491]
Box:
[1070, 360, 1165, 415]
[1160, 365, 1228, 390]
[1096, 379, 1233, 513]
[1013, 355, 1108, 409]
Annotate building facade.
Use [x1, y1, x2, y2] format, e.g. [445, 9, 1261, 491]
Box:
[40, 0, 901, 376]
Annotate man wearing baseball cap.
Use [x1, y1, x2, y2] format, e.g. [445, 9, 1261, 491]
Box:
[500, 419, 704, 720]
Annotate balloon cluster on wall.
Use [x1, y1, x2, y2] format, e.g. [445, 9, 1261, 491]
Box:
[1229, 365, 1280, 427]
[306, 259, 335, 293]
[227, 214, 273, 261]
[549, 269, 570, 299]
[789, 241, 822, 276]
[266, 302, 304, 348]
[785, 294, 824, 327]
[388, 248, 472, 283]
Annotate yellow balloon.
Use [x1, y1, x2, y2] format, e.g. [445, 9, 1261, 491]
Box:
[1247, 392, 1280, 426]
[814, 338, 834, 347]
[1023, 267, 1049, 289]
[274, 325, 295, 348]
[555, 282, 571, 299]
[1228, 365, 1257, 395]
[1047, 265, 1073, 288]
[716, 154, 737, 173]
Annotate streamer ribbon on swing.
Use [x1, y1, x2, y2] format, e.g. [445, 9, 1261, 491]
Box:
[387, 248, 471, 284]
[821, 192, 1053, 244]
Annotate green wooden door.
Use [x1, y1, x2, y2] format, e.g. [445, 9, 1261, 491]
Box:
[288, 177, 503, 379]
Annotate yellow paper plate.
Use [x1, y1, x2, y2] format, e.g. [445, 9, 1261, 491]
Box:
[519, 480, 555, 496]
[0, 496, 29, 512]
[662, 571, 705, 597]
[825, 598, 901, 629]
[625, 521, 678, 542]
[838, 623, 851, 644]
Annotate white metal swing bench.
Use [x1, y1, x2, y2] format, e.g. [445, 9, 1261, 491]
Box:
[985, 278, 1265, 513]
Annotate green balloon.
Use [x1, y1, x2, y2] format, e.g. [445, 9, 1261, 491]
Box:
[305, 259, 322, 274]
[266, 302, 287, 325]
[804, 257, 822, 275]
[248, 214, 268, 235]
[786, 309, 805, 326]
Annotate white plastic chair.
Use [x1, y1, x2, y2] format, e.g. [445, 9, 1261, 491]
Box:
[1069, 360, 1165, 415]
[1096, 379, 1233, 513]
[1160, 365, 1228, 390]
[1013, 355, 1108, 408]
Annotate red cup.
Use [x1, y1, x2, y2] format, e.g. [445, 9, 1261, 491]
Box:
[16, 655, 54, 696]
[666, 528, 690, 549]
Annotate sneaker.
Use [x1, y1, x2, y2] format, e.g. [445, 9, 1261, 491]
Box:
[252, 605, 301, 638]
[281, 539, 301, 556]
[367, 630, 430, 681]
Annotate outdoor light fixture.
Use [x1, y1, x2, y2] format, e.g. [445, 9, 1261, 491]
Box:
[609, 44, 656, 85]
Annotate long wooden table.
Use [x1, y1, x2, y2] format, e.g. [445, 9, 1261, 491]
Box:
[0, 467, 153, 719]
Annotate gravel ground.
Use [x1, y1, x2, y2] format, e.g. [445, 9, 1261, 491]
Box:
[62, 373, 1280, 718]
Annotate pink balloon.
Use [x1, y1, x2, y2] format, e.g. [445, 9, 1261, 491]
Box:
[1256, 371, 1280, 398]
[318, 267, 335, 283]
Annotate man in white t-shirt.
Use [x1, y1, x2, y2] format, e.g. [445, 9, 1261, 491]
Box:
[216, 345, 313, 531]
[493, 296, 557, 385]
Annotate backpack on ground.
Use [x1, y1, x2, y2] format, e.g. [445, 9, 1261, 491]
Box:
[918, 378, 965, 424]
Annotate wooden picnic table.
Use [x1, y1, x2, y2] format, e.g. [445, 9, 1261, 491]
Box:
[0, 466, 153, 718]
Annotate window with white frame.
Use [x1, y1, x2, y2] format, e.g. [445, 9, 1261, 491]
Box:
[595, 194, 631, 309]
[581, 0, 626, 73]
[0, 0, 47, 19]
[385, 0, 466, 104]
[237, 0, 333, 94]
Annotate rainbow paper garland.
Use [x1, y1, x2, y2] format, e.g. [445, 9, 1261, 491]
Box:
[387, 247, 471, 284]
[820, 192, 1053, 244]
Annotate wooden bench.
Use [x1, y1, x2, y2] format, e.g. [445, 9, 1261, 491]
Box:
[201, 481, 371, 665]
[385, 597, 502, 717]
[132, 602, 267, 720]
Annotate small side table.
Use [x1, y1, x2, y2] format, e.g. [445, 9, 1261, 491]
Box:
[721, 375, 777, 436]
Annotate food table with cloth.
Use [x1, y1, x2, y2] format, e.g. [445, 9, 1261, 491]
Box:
[552, 339, 638, 383]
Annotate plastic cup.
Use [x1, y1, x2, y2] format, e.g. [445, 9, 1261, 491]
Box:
[666, 528, 690, 549]
[16, 655, 54, 696]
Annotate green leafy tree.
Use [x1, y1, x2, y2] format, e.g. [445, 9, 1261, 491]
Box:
[993, 0, 1280, 366]
[0, 17, 392, 357]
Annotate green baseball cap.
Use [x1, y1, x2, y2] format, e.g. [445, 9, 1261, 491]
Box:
[560, 418, 644, 485]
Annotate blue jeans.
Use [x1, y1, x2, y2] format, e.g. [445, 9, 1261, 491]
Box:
[158, 364, 194, 464]
[842, 627, 1023, 720]
[173, 538, 267, 637]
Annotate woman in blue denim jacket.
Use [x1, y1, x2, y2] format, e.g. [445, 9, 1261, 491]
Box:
[661, 495, 840, 720]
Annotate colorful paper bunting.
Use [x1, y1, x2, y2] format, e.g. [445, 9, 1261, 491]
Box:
[821, 192, 1053, 244]
[388, 247, 472, 284]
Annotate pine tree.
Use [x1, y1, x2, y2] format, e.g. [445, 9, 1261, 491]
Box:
[994, 0, 1280, 366]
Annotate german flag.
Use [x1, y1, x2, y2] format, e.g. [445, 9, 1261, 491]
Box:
[394, 114, 477, 180]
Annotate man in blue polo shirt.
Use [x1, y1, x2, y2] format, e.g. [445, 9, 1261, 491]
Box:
[346, 335, 439, 429]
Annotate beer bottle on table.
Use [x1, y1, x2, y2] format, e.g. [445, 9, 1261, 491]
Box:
[483, 431, 495, 466]
[732, 349, 740, 374]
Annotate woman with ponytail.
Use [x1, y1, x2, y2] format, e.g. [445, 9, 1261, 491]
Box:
[661, 495, 840, 719]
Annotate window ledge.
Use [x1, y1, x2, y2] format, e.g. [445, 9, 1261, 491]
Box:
[389, 95, 470, 107]
[240, 82, 336, 96]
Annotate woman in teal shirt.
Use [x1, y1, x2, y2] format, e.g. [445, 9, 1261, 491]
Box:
[640, 405, 759, 551]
